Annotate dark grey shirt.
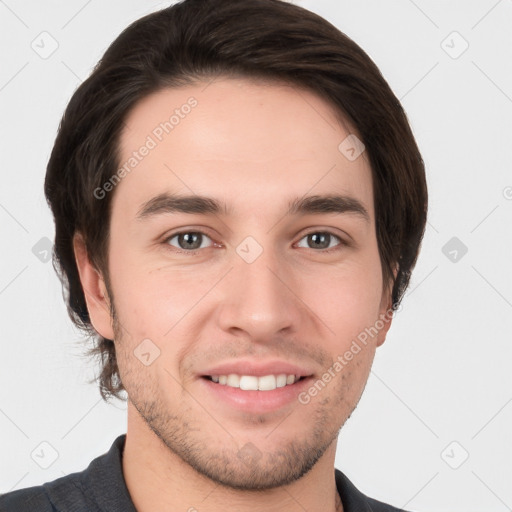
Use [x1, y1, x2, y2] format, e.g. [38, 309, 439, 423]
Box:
[0, 434, 411, 511]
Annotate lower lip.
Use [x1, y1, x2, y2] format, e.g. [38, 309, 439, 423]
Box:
[200, 377, 312, 414]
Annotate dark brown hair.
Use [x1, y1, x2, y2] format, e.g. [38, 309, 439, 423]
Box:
[44, 0, 428, 402]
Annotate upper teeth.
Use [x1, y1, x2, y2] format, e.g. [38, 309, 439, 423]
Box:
[210, 374, 299, 391]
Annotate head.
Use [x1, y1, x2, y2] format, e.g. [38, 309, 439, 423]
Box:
[45, 0, 427, 491]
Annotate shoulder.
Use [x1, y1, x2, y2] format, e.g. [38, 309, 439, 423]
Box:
[0, 471, 97, 512]
[366, 495, 412, 511]
[0, 435, 129, 512]
[0, 485, 55, 511]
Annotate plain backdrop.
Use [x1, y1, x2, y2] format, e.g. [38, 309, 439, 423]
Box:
[1, 1, 511, 511]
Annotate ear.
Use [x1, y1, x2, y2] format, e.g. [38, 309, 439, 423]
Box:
[375, 263, 399, 348]
[73, 232, 115, 340]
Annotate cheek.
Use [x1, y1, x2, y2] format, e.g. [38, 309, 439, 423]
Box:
[303, 255, 384, 347]
[108, 251, 213, 365]
[108, 264, 193, 396]
[112, 274, 188, 340]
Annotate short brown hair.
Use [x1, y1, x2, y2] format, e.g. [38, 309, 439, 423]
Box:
[44, 0, 428, 402]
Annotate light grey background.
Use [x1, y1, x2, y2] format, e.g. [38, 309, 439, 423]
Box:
[1, 1, 511, 510]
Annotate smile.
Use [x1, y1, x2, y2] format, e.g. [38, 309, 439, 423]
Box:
[205, 374, 302, 391]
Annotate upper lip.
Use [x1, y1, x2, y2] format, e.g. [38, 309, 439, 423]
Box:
[200, 360, 314, 378]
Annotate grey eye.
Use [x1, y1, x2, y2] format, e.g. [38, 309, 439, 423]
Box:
[296, 232, 341, 250]
[167, 232, 213, 251]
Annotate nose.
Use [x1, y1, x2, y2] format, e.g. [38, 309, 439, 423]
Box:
[216, 242, 305, 343]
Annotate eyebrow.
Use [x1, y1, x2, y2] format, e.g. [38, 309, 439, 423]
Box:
[136, 192, 370, 223]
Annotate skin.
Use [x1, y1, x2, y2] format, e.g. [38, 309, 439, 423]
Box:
[74, 77, 395, 512]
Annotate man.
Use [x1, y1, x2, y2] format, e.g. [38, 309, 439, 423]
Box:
[0, 0, 427, 510]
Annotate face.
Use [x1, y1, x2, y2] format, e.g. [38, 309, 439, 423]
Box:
[81, 77, 394, 490]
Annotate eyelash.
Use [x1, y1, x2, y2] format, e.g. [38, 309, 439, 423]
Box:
[162, 229, 348, 255]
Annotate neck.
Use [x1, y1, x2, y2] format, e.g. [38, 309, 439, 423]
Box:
[121, 408, 343, 512]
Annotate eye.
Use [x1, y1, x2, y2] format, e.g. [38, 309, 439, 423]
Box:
[165, 231, 214, 252]
[295, 231, 345, 252]
[163, 229, 347, 255]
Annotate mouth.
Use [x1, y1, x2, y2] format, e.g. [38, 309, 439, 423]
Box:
[199, 373, 313, 414]
[197, 360, 315, 413]
[202, 374, 308, 391]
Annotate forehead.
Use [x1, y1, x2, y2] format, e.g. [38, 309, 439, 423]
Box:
[113, 77, 374, 222]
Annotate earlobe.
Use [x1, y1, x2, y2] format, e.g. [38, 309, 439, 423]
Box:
[375, 302, 394, 348]
[376, 265, 399, 348]
[73, 233, 115, 340]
